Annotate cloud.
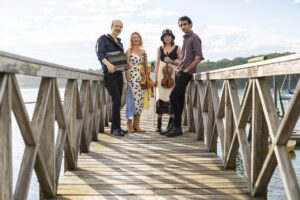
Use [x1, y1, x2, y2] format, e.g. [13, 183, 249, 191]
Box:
[139, 8, 179, 19]
[1, 0, 299, 69]
[69, 0, 150, 14]
[292, 0, 300, 3]
[198, 24, 300, 60]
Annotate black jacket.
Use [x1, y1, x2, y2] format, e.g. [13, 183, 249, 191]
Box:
[95, 34, 124, 75]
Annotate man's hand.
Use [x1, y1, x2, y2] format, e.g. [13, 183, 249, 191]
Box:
[107, 63, 117, 73]
[183, 68, 189, 73]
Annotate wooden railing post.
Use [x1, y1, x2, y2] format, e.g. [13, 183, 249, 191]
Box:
[250, 78, 268, 197]
[0, 75, 12, 200]
[91, 81, 100, 141]
[187, 82, 195, 132]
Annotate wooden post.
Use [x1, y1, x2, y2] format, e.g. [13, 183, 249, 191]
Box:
[251, 79, 268, 197]
[0, 75, 12, 200]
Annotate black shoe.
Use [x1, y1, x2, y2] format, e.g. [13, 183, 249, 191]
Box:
[160, 118, 174, 135]
[120, 128, 128, 134]
[155, 118, 162, 133]
[160, 126, 172, 135]
[112, 129, 125, 136]
[166, 126, 182, 137]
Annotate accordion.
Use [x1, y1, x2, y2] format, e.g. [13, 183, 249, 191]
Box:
[105, 51, 129, 71]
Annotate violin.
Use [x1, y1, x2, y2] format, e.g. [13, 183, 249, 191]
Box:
[140, 53, 153, 90]
[161, 58, 174, 89]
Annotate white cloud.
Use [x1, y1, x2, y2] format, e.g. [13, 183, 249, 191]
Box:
[140, 8, 179, 19]
[199, 24, 300, 60]
[69, 0, 150, 14]
[1, 0, 300, 69]
[292, 0, 300, 3]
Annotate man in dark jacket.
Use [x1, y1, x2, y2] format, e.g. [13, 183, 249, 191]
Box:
[96, 19, 127, 136]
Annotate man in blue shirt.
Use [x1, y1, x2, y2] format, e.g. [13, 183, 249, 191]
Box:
[96, 20, 127, 136]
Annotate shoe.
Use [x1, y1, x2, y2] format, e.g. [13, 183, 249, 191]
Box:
[112, 129, 125, 136]
[166, 126, 183, 137]
[160, 118, 174, 135]
[120, 128, 128, 134]
[155, 118, 162, 133]
[133, 114, 145, 133]
[160, 126, 172, 135]
[127, 119, 135, 133]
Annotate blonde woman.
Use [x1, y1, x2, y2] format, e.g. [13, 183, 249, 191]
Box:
[125, 32, 146, 132]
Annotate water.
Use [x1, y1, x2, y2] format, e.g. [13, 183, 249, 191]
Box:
[215, 91, 300, 200]
[12, 88, 65, 199]
[11, 89, 300, 199]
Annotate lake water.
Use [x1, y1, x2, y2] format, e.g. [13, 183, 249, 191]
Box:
[11, 89, 300, 199]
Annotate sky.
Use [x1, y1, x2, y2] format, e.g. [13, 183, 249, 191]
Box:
[1, 0, 300, 70]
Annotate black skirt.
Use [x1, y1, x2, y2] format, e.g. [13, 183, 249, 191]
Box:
[156, 99, 173, 115]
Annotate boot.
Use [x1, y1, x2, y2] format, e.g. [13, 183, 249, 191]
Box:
[155, 117, 162, 132]
[127, 119, 135, 133]
[133, 114, 145, 133]
[160, 117, 174, 135]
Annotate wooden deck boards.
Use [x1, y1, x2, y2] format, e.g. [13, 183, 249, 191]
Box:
[56, 102, 262, 200]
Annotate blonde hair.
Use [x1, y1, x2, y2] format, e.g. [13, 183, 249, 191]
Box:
[129, 32, 143, 50]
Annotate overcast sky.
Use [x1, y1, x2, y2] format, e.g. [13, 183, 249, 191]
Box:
[1, 0, 300, 70]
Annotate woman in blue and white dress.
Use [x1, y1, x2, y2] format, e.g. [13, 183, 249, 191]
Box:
[125, 32, 146, 133]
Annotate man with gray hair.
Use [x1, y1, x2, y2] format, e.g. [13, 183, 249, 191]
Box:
[96, 20, 128, 136]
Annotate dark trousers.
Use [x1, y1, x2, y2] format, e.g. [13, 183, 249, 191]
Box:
[170, 71, 192, 127]
[104, 72, 123, 130]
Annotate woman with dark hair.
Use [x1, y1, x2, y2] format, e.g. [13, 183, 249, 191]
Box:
[154, 29, 181, 134]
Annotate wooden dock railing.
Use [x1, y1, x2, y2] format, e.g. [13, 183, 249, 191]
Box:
[0, 50, 111, 200]
[186, 53, 300, 199]
[1, 50, 300, 199]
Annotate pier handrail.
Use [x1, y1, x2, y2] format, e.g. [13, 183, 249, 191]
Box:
[0, 50, 111, 199]
[186, 53, 300, 199]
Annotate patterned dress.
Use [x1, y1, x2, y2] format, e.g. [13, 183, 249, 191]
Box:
[126, 53, 144, 119]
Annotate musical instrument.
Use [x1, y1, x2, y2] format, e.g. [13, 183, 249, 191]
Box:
[105, 51, 129, 71]
[161, 60, 174, 89]
[140, 53, 153, 90]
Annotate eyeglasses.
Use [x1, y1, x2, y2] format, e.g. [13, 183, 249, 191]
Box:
[178, 22, 188, 27]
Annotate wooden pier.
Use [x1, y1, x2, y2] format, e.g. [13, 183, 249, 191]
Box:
[1, 51, 300, 200]
[56, 105, 260, 199]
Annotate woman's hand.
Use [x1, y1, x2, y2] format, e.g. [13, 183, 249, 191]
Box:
[164, 57, 172, 63]
[154, 79, 158, 87]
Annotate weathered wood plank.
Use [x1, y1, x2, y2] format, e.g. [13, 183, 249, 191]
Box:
[250, 80, 268, 196]
[56, 102, 255, 200]
[91, 81, 100, 141]
[274, 146, 300, 200]
[55, 194, 264, 200]
[11, 75, 35, 145]
[0, 50, 102, 80]
[194, 53, 300, 80]
[0, 75, 12, 200]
